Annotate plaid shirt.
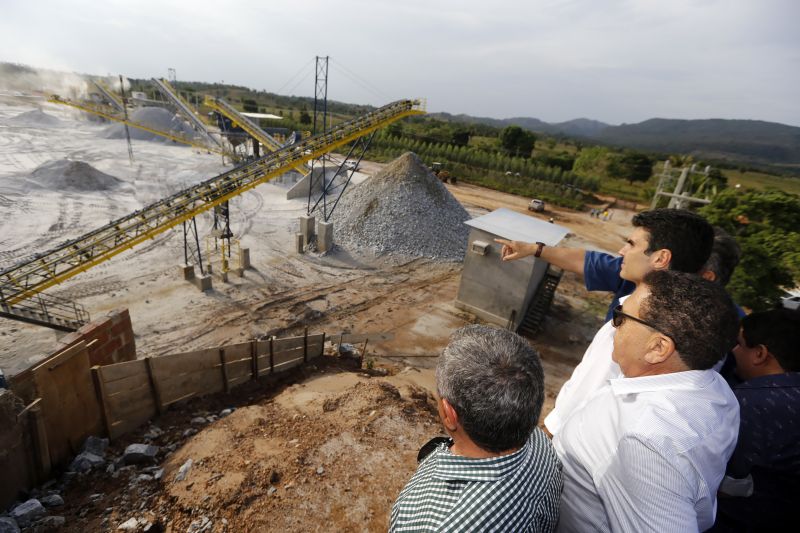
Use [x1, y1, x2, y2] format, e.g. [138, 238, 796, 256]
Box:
[390, 428, 562, 532]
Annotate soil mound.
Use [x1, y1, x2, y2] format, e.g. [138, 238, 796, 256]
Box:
[332, 152, 469, 261]
[28, 159, 124, 192]
[103, 107, 197, 141]
[9, 109, 63, 128]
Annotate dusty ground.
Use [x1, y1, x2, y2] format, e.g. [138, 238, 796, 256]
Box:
[0, 92, 637, 531]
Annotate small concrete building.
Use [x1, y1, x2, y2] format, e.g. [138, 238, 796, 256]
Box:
[454, 208, 569, 333]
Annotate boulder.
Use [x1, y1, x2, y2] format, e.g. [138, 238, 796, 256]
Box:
[10, 499, 46, 528]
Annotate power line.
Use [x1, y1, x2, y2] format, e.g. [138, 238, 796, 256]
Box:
[275, 57, 316, 95]
[330, 58, 390, 102]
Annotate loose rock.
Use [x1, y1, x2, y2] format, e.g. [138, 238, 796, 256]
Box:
[69, 451, 105, 472]
[0, 517, 20, 533]
[175, 459, 193, 482]
[39, 494, 64, 508]
[11, 499, 46, 528]
[123, 443, 159, 465]
[117, 517, 139, 531]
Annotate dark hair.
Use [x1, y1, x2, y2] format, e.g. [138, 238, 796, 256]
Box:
[632, 209, 714, 274]
[640, 270, 739, 370]
[437, 325, 544, 453]
[741, 308, 800, 371]
[703, 226, 741, 286]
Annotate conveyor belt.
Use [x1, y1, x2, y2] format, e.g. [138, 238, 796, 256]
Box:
[47, 96, 229, 155]
[0, 99, 425, 306]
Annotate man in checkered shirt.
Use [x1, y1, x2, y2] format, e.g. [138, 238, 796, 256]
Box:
[390, 325, 562, 532]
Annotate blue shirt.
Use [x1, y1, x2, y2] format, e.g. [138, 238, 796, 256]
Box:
[715, 373, 800, 530]
[583, 251, 635, 321]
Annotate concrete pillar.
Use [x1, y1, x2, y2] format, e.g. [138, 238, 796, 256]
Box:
[296, 233, 305, 254]
[299, 215, 315, 246]
[239, 248, 251, 269]
[196, 275, 213, 291]
[181, 264, 195, 281]
[317, 220, 334, 253]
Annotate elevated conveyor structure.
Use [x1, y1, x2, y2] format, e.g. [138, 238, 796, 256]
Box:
[91, 80, 125, 112]
[151, 78, 221, 149]
[204, 96, 282, 150]
[47, 95, 229, 156]
[0, 99, 425, 308]
[204, 96, 308, 173]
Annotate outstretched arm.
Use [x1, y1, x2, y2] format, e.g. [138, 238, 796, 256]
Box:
[494, 239, 586, 276]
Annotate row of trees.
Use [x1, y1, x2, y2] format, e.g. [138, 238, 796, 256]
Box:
[372, 132, 600, 192]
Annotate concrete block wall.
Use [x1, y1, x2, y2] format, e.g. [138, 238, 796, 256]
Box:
[57, 308, 137, 367]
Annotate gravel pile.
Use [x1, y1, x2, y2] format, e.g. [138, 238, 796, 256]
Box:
[332, 152, 469, 262]
[103, 107, 196, 141]
[9, 109, 63, 127]
[27, 159, 124, 192]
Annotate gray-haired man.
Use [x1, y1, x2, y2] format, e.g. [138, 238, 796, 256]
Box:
[390, 325, 563, 532]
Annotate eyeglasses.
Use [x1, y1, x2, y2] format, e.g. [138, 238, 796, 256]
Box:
[612, 305, 665, 334]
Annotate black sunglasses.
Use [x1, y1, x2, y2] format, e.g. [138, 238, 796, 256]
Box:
[612, 305, 665, 334]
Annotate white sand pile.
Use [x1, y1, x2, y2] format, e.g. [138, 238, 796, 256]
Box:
[9, 109, 63, 128]
[27, 160, 125, 192]
[332, 152, 469, 261]
[103, 107, 197, 141]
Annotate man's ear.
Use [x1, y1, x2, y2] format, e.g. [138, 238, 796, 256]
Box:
[701, 269, 717, 282]
[642, 333, 674, 365]
[752, 344, 770, 366]
[651, 248, 672, 270]
[440, 398, 459, 432]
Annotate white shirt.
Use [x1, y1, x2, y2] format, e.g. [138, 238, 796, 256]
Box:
[553, 370, 740, 533]
[544, 315, 622, 435]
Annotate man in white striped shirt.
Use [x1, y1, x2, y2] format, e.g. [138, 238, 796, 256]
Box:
[390, 325, 563, 532]
[554, 270, 740, 532]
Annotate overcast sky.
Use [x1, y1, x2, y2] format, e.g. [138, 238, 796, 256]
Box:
[1, 0, 798, 126]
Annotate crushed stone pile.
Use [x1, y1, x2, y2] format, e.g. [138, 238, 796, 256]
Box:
[103, 107, 197, 141]
[9, 109, 63, 127]
[332, 152, 470, 261]
[27, 159, 124, 192]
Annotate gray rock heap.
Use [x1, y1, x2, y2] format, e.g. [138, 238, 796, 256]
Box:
[27, 160, 124, 193]
[103, 107, 198, 142]
[332, 152, 469, 261]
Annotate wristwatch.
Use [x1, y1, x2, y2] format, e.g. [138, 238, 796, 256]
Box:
[534, 242, 545, 258]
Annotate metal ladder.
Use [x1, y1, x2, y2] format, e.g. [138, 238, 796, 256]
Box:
[517, 266, 563, 337]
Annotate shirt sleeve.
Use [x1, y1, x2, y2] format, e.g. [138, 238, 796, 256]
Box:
[583, 251, 624, 293]
[597, 435, 699, 533]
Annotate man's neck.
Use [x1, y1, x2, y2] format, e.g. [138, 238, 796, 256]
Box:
[449, 434, 520, 459]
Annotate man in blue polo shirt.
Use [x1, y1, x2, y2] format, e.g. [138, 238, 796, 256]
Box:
[497, 208, 714, 320]
[496, 208, 715, 435]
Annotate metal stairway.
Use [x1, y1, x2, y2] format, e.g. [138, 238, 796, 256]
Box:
[517, 266, 563, 337]
[151, 78, 221, 149]
[0, 288, 89, 332]
[0, 98, 425, 308]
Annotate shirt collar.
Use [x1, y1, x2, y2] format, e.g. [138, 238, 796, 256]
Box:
[610, 369, 716, 396]
[735, 372, 800, 390]
[432, 437, 530, 482]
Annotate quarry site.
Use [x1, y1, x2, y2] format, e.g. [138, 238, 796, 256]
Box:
[0, 75, 635, 532]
